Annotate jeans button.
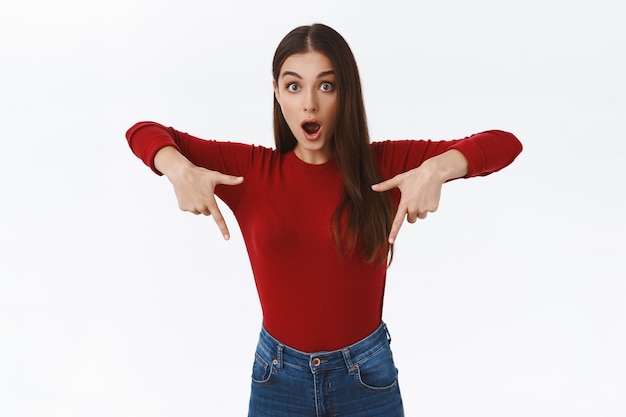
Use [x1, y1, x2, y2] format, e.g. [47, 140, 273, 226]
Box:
[312, 357, 321, 366]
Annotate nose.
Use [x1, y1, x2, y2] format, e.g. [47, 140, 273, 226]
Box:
[303, 88, 318, 113]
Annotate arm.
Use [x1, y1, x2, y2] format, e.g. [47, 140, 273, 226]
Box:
[126, 122, 244, 240]
[372, 130, 522, 243]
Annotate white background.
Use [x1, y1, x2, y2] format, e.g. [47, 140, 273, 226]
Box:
[1, 1, 625, 416]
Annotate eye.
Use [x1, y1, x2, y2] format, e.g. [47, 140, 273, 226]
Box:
[320, 82, 334, 92]
[287, 83, 300, 92]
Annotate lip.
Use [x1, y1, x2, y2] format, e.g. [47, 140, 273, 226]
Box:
[301, 119, 323, 142]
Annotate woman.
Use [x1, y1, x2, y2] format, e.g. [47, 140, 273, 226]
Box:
[126, 23, 522, 417]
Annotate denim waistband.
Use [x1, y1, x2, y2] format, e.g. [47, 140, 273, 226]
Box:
[256, 322, 392, 374]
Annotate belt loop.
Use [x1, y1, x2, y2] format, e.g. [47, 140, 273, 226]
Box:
[341, 348, 356, 375]
[276, 343, 284, 370]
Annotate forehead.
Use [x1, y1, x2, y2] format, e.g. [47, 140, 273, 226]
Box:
[280, 51, 334, 76]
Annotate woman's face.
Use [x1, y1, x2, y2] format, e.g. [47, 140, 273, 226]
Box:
[274, 51, 338, 164]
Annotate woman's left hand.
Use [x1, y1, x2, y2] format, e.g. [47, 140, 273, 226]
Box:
[371, 165, 443, 244]
[371, 149, 468, 244]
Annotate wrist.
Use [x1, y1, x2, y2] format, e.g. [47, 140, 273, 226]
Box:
[154, 146, 193, 178]
[424, 149, 469, 182]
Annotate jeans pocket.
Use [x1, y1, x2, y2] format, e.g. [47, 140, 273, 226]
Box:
[355, 345, 399, 393]
[251, 351, 275, 385]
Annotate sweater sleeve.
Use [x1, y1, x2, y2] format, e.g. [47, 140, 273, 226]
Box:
[372, 130, 522, 180]
[449, 130, 522, 178]
[126, 121, 181, 175]
[125, 121, 257, 177]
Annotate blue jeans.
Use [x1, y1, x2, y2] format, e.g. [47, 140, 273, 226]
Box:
[248, 322, 404, 417]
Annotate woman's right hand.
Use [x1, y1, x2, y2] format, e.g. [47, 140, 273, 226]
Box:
[155, 146, 244, 240]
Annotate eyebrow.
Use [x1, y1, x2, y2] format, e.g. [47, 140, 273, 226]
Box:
[280, 70, 335, 79]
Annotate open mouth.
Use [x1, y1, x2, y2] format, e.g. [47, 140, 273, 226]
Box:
[302, 121, 321, 135]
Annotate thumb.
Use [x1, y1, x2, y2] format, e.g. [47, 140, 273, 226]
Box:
[371, 176, 399, 192]
[216, 173, 244, 186]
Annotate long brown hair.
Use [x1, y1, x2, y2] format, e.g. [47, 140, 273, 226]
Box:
[272, 24, 394, 264]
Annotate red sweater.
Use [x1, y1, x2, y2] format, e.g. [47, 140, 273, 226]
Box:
[126, 122, 522, 352]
